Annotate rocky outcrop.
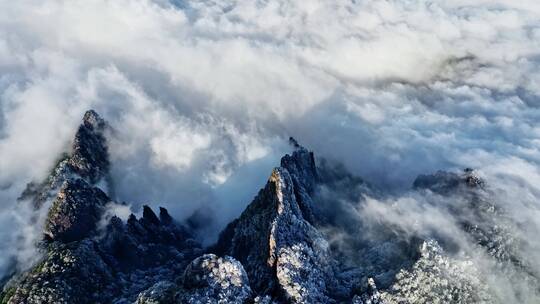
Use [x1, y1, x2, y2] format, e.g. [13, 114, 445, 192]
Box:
[99, 206, 201, 273]
[380, 240, 492, 304]
[1, 111, 201, 304]
[413, 168, 484, 194]
[410, 168, 540, 302]
[5, 240, 116, 304]
[44, 178, 109, 243]
[67, 110, 109, 184]
[19, 110, 111, 209]
[280, 137, 319, 224]
[3, 204, 201, 304]
[179, 254, 252, 303]
[414, 169, 523, 266]
[213, 144, 336, 303]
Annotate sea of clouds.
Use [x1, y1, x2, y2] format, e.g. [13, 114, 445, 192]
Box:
[0, 0, 539, 293]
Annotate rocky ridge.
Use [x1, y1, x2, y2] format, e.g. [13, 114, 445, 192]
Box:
[1, 111, 539, 303]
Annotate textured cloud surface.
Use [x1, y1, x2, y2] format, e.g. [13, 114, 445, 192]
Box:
[0, 0, 539, 281]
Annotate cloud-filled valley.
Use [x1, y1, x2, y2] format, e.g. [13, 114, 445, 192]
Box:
[0, 0, 540, 302]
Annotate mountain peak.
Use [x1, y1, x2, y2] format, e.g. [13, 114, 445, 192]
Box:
[280, 139, 319, 223]
[142, 205, 161, 226]
[281, 139, 318, 187]
[19, 110, 111, 209]
[213, 159, 335, 301]
[69, 110, 109, 184]
[82, 110, 105, 131]
[413, 168, 485, 194]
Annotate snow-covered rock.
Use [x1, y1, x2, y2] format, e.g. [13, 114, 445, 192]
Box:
[180, 254, 251, 303]
[213, 144, 336, 303]
[380, 240, 493, 304]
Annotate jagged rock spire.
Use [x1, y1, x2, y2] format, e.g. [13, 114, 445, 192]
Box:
[280, 137, 319, 223]
[142, 205, 161, 226]
[20, 110, 112, 209]
[159, 207, 173, 225]
[282, 137, 318, 192]
[214, 156, 335, 302]
[82, 110, 105, 130]
[39, 111, 112, 242]
[288, 136, 301, 149]
[44, 178, 109, 243]
[68, 110, 110, 184]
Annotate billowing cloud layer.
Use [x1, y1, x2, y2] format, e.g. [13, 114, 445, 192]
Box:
[0, 0, 539, 284]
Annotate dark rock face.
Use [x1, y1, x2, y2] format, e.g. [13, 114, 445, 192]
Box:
[214, 162, 335, 302]
[100, 206, 200, 272]
[19, 110, 111, 209]
[4, 205, 201, 304]
[280, 137, 319, 224]
[6, 240, 116, 304]
[68, 110, 110, 184]
[2, 111, 202, 304]
[44, 178, 109, 243]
